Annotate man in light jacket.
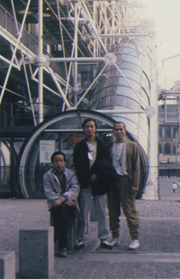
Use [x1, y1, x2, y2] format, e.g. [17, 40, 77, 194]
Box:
[43, 151, 80, 258]
[108, 122, 140, 249]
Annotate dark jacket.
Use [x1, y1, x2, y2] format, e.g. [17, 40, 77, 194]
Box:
[73, 137, 110, 189]
[90, 158, 118, 195]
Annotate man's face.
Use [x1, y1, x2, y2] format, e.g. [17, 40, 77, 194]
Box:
[83, 121, 96, 137]
[113, 123, 126, 141]
[52, 154, 65, 174]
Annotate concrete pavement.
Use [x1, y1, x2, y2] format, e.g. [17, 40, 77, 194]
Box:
[1, 177, 180, 278]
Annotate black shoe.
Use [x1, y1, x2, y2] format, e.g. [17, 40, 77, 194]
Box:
[101, 240, 113, 250]
[74, 241, 84, 250]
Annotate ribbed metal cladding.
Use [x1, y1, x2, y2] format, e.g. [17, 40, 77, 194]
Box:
[90, 38, 152, 197]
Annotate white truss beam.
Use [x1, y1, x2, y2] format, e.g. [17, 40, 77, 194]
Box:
[0, 0, 155, 119]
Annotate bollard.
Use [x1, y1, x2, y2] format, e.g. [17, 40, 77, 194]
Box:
[19, 227, 54, 278]
[0, 251, 15, 279]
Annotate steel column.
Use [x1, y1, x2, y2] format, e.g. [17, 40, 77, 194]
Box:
[38, 0, 44, 123]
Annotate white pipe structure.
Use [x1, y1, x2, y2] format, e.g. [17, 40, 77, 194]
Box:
[0, 0, 31, 104]
[95, 110, 146, 114]
[38, 0, 44, 123]
[47, 66, 71, 108]
[162, 53, 180, 62]
[76, 64, 107, 107]
[0, 0, 156, 112]
[10, 0, 37, 126]
[0, 0, 158, 198]
[1, 0, 155, 113]
[56, 0, 68, 76]
[73, 3, 79, 104]
[100, 33, 149, 38]
[49, 57, 107, 62]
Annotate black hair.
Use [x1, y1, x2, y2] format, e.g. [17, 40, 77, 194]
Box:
[81, 118, 97, 130]
[113, 122, 126, 130]
[51, 151, 66, 163]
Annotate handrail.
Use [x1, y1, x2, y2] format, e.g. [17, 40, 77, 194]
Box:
[0, 5, 49, 56]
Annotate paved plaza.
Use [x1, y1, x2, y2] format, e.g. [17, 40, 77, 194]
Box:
[1, 177, 180, 278]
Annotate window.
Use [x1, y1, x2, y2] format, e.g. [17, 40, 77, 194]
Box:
[164, 143, 171, 154]
[158, 143, 162, 154]
[165, 128, 171, 138]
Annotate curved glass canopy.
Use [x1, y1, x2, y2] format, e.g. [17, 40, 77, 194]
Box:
[19, 110, 148, 199]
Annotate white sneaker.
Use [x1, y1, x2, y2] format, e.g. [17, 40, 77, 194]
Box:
[128, 239, 140, 250]
[110, 237, 120, 246]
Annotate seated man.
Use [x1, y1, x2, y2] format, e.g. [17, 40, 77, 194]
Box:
[43, 151, 80, 258]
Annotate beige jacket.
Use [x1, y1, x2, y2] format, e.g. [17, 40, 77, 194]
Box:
[109, 140, 140, 189]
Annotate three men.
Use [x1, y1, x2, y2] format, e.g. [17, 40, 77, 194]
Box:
[73, 118, 112, 250]
[43, 151, 80, 257]
[43, 119, 140, 255]
[108, 122, 140, 249]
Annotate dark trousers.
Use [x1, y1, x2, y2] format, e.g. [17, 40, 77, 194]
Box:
[50, 204, 75, 249]
[107, 176, 139, 240]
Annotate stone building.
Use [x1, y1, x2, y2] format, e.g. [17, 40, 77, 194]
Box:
[158, 87, 180, 176]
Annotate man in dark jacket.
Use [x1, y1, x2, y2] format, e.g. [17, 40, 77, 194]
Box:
[73, 118, 112, 250]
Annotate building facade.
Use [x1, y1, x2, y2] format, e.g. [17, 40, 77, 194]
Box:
[158, 89, 180, 177]
[0, 0, 157, 199]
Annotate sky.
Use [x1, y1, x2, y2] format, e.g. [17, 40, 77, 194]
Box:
[137, 0, 180, 90]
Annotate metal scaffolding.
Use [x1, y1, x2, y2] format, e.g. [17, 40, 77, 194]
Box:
[0, 0, 156, 122]
[0, 0, 158, 198]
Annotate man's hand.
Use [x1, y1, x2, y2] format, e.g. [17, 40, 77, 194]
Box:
[52, 199, 62, 207]
[131, 186, 138, 194]
[90, 173, 98, 184]
[65, 200, 75, 207]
